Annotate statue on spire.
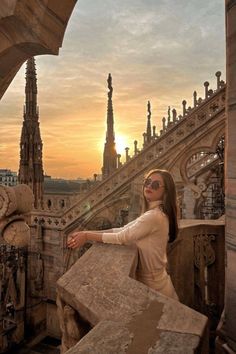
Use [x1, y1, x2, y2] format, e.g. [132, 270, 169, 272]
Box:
[107, 73, 113, 100]
[102, 73, 117, 179]
[147, 101, 151, 119]
[145, 101, 152, 145]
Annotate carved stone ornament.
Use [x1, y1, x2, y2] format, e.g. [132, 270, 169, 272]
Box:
[0, 184, 33, 217]
[167, 136, 174, 145]
[190, 182, 207, 199]
[210, 102, 219, 113]
[0, 185, 33, 247]
[197, 112, 207, 121]
[56, 296, 82, 354]
[176, 129, 184, 137]
[186, 119, 195, 130]
[1, 218, 30, 247]
[194, 233, 216, 269]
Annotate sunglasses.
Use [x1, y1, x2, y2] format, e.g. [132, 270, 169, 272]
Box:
[143, 178, 164, 190]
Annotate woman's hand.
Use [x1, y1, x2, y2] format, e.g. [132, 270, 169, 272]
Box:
[67, 231, 87, 249]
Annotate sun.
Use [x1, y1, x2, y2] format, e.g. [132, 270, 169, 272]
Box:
[115, 135, 127, 155]
[98, 134, 128, 157]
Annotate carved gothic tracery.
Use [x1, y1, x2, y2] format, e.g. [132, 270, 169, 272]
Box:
[0, 245, 27, 352]
[194, 233, 216, 269]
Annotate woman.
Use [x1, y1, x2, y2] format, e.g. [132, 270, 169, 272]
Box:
[67, 169, 179, 300]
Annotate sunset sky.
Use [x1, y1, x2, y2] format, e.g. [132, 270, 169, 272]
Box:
[0, 0, 225, 179]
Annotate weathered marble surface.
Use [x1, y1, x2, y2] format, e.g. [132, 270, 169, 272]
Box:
[57, 243, 208, 353]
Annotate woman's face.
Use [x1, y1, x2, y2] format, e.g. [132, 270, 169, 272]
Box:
[143, 173, 165, 202]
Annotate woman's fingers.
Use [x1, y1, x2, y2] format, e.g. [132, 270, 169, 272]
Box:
[67, 232, 78, 248]
[67, 231, 86, 249]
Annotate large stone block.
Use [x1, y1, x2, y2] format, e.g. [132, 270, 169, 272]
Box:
[57, 243, 209, 353]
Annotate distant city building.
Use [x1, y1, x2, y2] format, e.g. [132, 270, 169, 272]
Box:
[43, 176, 99, 210]
[44, 177, 90, 195]
[0, 169, 18, 186]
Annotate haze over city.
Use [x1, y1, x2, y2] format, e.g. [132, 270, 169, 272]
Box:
[0, 0, 225, 179]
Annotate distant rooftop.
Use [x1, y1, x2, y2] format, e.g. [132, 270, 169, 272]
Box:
[44, 178, 90, 195]
[0, 169, 17, 175]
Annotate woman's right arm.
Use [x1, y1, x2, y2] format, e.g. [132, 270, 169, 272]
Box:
[89, 219, 137, 234]
[67, 216, 149, 249]
[102, 211, 158, 245]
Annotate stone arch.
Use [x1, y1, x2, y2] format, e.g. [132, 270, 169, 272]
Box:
[0, 0, 77, 99]
[178, 129, 223, 183]
[178, 146, 217, 184]
[166, 125, 225, 184]
[162, 126, 225, 219]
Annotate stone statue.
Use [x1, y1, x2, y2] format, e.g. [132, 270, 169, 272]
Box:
[107, 73, 113, 100]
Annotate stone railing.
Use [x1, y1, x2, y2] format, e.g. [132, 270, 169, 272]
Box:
[57, 244, 208, 353]
[33, 84, 226, 230]
[56, 219, 224, 353]
[168, 219, 225, 321]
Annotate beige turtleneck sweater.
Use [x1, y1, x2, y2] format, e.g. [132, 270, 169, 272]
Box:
[102, 200, 178, 300]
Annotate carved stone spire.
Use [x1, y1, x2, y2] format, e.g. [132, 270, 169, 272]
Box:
[102, 73, 117, 179]
[146, 101, 152, 144]
[18, 57, 44, 208]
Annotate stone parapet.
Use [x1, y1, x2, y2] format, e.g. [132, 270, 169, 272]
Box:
[57, 243, 209, 353]
[170, 219, 225, 314]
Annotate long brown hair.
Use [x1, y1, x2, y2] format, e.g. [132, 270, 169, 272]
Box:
[142, 169, 178, 243]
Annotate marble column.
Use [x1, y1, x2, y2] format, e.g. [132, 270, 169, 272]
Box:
[217, 1, 236, 352]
